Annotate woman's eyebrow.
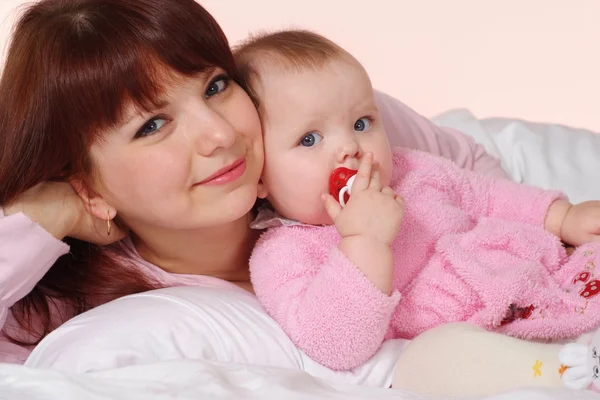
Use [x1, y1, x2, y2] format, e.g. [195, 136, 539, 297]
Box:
[199, 66, 217, 79]
[120, 68, 220, 125]
[121, 99, 170, 125]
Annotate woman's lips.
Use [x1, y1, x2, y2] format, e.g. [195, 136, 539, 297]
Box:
[195, 158, 247, 186]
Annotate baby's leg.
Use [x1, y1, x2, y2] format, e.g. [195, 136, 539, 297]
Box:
[392, 323, 568, 396]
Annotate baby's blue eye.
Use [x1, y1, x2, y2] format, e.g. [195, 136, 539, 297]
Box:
[136, 117, 167, 138]
[354, 117, 372, 132]
[300, 132, 323, 147]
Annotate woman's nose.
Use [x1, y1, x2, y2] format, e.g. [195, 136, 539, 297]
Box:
[192, 108, 237, 156]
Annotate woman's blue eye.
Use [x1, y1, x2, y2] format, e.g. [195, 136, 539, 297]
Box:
[354, 117, 372, 132]
[136, 117, 167, 138]
[205, 75, 230, 98]
[300, 132, 323, 147]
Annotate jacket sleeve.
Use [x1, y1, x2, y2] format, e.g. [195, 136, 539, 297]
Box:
[250, 226, 401, 371]
[397, 149, 567, 228]
[375, 90, 509, 180]
[0, 208, 69, 362]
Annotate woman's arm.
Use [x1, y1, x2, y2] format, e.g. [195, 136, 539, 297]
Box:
[0, 209, 69, 361]
[375, 90, 509, 179]
[0, 181, 124, 363]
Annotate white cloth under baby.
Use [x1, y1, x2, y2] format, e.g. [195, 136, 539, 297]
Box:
[25, 286, 408, 388]
[250, 204, 313, 229]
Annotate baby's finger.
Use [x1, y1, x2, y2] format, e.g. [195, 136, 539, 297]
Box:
[395, 194, 405, 207]
[352, 153, 373, 193]
[369, 163, 382, 191]
[322, 194, 342, 222]
[381, 186, 395, 197]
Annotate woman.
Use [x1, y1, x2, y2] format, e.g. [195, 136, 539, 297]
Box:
[0, 0, 505, 364]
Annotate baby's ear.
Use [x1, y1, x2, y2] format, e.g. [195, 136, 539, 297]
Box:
[257, 178, 269, 199]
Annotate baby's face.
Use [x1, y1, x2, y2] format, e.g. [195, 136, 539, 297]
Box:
[256, 58, 393, 225]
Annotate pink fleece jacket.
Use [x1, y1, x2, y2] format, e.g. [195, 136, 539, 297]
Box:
[0, 92, 507, 364]
[250, 147, 599, 371]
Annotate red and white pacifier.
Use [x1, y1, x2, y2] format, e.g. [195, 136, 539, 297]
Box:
[329, 167, 357, 208]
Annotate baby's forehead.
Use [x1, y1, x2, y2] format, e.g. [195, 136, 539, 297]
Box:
[253, 65, 331, 116]
[253, 56, 366, 97]
[247, 54, 372, 121]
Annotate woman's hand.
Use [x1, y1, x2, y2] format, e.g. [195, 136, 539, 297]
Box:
[3, 182, 126, 244]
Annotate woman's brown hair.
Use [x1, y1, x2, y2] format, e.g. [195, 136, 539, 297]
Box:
[0, 0, 237, 344]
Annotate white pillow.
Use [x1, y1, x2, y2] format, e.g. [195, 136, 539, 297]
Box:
[25, 286, 406, 388]
[432, 109, 600, 204]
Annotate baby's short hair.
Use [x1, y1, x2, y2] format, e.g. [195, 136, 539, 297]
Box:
[233, 30, 350, 108]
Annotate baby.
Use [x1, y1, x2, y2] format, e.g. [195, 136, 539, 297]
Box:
[235, 30, 600, 393]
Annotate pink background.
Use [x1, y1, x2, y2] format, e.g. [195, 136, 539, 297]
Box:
[2, 0, 598, 131]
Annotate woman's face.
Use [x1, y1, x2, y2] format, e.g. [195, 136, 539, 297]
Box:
[88, 68, 264, 232]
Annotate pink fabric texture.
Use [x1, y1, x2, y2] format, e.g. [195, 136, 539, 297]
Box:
[0, 93, 507, 364]
[249, 148, 600, 371]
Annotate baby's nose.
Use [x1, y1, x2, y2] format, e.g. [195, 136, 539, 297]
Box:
[336, 139, 362, 163]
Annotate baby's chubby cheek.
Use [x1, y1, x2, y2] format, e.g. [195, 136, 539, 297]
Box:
[377, 155, 394, 187]
[265, 177, 332, 225]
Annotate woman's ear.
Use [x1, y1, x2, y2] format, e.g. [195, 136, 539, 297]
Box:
[69, 176, 117, 221]
[257, 178, 269, 199]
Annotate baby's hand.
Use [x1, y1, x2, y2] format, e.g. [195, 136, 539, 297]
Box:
[561, 201, 600, 246]
[323, 153, 405, 245]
